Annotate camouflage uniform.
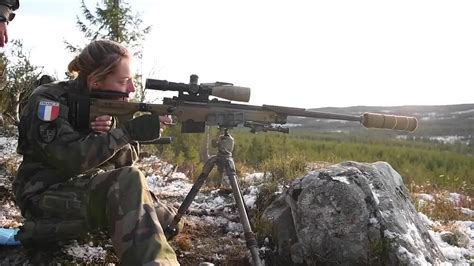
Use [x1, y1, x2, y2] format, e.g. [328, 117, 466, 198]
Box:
[13, 80, 181, 265]
[0, 0, 19, 22]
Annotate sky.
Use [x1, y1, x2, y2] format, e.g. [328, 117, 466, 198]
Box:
[7, 0, 474, 108]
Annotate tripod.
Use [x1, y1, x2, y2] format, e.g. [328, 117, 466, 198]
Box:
[164, 128, 262, 266]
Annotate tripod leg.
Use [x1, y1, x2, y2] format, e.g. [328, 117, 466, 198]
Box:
[225, 162, 262, 266]
[164, 156, 217, 239]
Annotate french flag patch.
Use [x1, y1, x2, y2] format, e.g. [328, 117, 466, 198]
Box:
[38, 100, 60, 121]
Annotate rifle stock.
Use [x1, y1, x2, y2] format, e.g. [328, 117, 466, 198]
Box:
[89, 98, 170, 125]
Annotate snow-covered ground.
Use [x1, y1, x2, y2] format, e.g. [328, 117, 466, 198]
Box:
[0, 135, 473, 265]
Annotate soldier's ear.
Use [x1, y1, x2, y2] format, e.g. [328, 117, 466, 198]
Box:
[87, 75, 101, 90]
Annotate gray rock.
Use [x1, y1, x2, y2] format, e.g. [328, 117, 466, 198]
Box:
[262, 161, 445, 265]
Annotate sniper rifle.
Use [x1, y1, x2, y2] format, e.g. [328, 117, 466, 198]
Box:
[69, 74, 418, 134]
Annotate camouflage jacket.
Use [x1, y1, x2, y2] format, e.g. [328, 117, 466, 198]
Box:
[0, 0, 18, 22]
[13, 80, 139, 212]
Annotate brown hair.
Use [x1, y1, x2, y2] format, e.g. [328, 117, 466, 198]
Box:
[67, 39, 129, 83]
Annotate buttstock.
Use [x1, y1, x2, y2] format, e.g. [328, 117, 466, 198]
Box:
[361, 113, 418, 132]
[89, 99, 170, 127]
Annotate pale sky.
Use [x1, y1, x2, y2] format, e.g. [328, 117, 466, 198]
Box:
[7, 0, 474, 108]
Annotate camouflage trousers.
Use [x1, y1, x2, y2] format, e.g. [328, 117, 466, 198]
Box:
[18, 166, 181, 265]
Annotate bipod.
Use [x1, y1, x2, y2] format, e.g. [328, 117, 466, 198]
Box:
[164, 128, 262, 266]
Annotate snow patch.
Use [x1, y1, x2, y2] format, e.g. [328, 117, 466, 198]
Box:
[0, 137, 18, 157]
[369, 217, 379, 225]
[331, 176, 350, 184]
[243, 186, 259, 209]
[417, 193, 435, 202]
[429, 229, 472, 262]
[0, 202, 22, 227]
[241, 172, 265, 183]
[459, 208, 474, 217]
[369, 183, 380, 205]
[452, 109, 474, 115]
[64, 242, 108, 263]
[418, 212, 438, 228]
[448, 193, 461, 205]
[397, 246, 429, 265]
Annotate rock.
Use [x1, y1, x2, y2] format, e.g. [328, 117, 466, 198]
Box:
[262, 161, 446, 265]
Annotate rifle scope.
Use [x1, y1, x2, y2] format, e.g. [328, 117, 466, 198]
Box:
[145, 75, 251, 103]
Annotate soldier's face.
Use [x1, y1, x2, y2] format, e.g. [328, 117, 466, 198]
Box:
[94, 56, 136, 101]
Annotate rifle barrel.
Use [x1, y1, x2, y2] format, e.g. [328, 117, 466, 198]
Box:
[263, 105, 361, 122]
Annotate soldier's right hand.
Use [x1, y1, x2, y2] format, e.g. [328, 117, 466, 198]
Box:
[120, 114, 161, 142]
[91, 115, 113, 134]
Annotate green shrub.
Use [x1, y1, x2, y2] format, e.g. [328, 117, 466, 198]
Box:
[260, 152, 307, 183]
[145, 129, 473, 196]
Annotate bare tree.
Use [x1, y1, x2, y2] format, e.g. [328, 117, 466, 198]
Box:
[0, 40, 43, 126]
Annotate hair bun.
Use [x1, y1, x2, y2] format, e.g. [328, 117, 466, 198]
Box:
[67, 56, 81, 75]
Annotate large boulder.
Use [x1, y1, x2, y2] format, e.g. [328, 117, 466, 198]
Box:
[262, 161, 445, 265]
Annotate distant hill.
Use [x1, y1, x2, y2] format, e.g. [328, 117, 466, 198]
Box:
[288, 104, 473, 145]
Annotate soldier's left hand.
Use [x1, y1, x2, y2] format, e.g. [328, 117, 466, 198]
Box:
[159, 115, 172, 133]
[91, 115, 113, 134]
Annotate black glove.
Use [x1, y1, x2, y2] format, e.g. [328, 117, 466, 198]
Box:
[120, 114, 161, 142]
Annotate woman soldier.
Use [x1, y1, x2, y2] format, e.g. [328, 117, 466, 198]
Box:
[13, 39, 181, 265]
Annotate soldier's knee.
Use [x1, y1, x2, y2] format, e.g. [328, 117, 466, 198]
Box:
[118, 166, 142, 178]
[116, 166, 147, 190]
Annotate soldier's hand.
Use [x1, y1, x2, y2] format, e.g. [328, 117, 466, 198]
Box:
[121, 114, 161, 142]
[0, 22, 8, 47]
[91, 115, 113, 134]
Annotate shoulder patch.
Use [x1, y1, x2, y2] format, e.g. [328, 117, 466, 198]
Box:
[37, 100, 60, 121]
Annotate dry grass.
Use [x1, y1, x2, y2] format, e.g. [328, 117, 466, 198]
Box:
[410, 182, 473, 223]
[171, 217, 249, 266]
[2, 156, 21, 177]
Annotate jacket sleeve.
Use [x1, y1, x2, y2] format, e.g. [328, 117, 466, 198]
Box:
[23, 90, 136, 177]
